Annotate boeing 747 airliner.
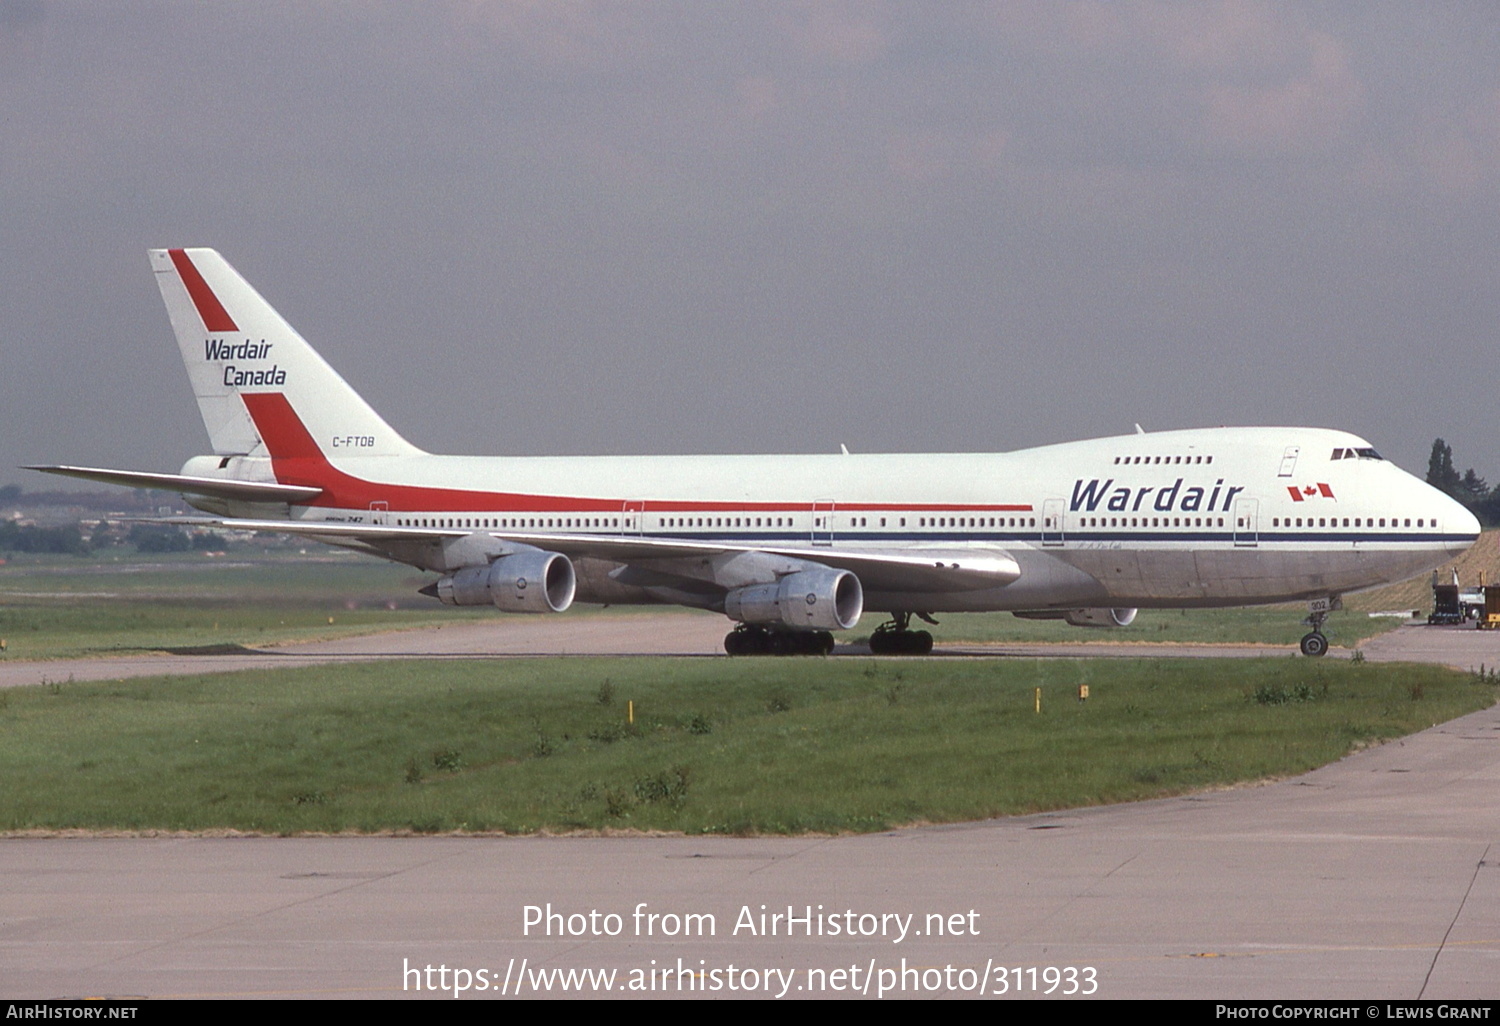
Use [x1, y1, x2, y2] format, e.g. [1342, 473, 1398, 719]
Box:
[30, 249, 1480, 656]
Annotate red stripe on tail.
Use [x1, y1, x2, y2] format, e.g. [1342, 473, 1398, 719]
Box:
[241, 393, 323, 461]
[168, 249, 239, 333]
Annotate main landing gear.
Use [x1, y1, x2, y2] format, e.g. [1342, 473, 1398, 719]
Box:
[868, 612, 936, 656]
[724, 624, 835, 656]
[1299, 597, 1339, 657]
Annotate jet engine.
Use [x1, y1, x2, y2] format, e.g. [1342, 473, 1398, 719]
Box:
[1013, 607, 1138, 627]
[427, 551, 576, 613]
[723, 568, 863, 631]
[1064, 607, 1138, 628]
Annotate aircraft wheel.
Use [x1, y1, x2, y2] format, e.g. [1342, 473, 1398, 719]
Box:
[815, 631, 835, 656]
[1299, 631, 1328, 657]
[871, 629, 933, 655]
[726, 627, 774, 655]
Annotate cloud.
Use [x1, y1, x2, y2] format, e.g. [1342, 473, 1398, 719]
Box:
[774, 1, 892, 66]
[1204, 30, 1364, 152]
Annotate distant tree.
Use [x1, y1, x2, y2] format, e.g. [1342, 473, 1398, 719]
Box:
[1427, 439, 1462, 498]
[0, 521, 89, 555]
[1477, 491, 1500, 528]
[127, 524, 191, 553]
[1461, 468, 1490, 502]
[1428, 438, 1500, 527]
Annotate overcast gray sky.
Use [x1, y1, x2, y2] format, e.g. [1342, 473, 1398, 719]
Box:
[3, 2, 1498, 487]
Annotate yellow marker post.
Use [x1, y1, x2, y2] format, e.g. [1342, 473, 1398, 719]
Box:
[1078, 684, 1089, 702]
[628, 700, 634, 725]
[1034, 687, 1041, 713]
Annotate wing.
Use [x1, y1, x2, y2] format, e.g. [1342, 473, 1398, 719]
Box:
[145, 515, 1021, 594]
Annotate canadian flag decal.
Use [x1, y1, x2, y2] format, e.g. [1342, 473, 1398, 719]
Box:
[1287, 483, 1335, 502]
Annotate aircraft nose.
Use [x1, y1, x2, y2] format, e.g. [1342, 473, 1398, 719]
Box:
[1447, 500, 1482, 558]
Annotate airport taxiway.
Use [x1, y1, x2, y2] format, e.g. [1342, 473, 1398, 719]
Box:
[4, 612, 1499, 690]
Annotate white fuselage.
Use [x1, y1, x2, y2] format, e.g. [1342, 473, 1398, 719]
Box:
[195, 424, 1477, 615]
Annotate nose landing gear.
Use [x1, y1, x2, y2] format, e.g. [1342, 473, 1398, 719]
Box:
[1299, 630, 1329, 657]
[1299, 597, 1339, 657]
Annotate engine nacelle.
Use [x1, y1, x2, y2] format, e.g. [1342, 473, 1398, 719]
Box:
[431, 551, 576, 613]
[724, 568, 863, 631]
[1063, 607, 1138, 628]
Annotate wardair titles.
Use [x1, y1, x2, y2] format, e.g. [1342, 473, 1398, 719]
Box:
[204, 338, 286, 388]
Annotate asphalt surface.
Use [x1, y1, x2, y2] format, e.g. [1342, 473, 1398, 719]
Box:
[1, 616, 1497, 1000]
[5, 612, 1499, 690]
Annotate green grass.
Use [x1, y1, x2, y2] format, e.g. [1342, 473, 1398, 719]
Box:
[1, 657, 1491, 835]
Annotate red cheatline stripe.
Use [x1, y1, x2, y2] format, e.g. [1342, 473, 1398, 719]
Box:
[168, 249, 239, 333]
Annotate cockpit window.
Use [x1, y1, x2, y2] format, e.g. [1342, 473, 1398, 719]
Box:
[1333, 447, 1383, 461]
[1355, 448, 1382, 460]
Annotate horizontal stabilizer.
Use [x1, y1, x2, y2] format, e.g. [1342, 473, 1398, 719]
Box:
[24, 465, 323, 504]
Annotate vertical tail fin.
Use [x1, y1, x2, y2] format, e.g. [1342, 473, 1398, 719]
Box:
[149, 248, 424, 459]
